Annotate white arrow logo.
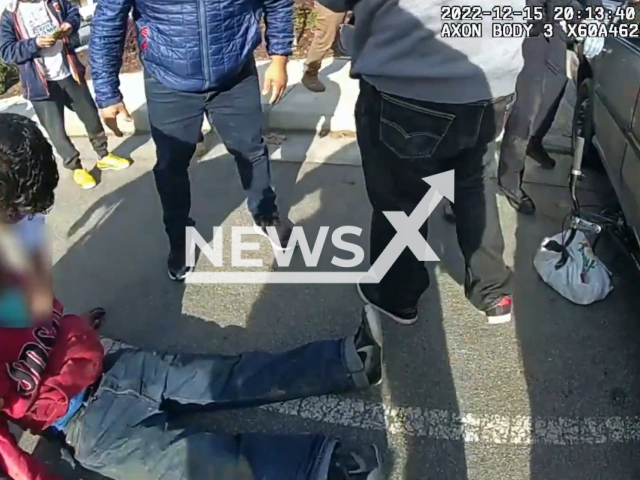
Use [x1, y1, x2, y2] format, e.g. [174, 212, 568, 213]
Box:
[186, 170, 454, 284]
[361, 170, 454, 283]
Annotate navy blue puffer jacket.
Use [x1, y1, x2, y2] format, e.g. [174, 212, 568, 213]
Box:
[89, 0, 293, 108]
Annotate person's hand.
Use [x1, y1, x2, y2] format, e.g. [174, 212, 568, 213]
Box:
[59, 22, 73, 38]
[262, 56, 288, 104]
[36, 35, 56, 48]
[578, 19, 605, 60]
[99, 102, 132, 137]
[582, 36, 605, 60]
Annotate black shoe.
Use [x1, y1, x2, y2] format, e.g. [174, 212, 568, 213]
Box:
[500, 187, 536, 215]
[443, 202, 456, 223]
[356, 280, 418, 325]
[168, 248, 194, 281]
[328, 444, 383, 480]
[484, 295, 513, 324]
[88, 307, 106, 330]
[253, 213, 295, 251]
[167, 219, 196, 282]
[354, 306, 383, 385]
[527, 140, 556, 170]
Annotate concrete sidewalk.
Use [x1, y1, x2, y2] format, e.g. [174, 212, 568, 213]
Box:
[0, 58, 359, 136]
[0, 53, 578, 160]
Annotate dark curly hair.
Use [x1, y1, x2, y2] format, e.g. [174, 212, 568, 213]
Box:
[0, 113, 59, 221]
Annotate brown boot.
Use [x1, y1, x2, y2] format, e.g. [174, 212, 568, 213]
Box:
[302, 72, 326, 93]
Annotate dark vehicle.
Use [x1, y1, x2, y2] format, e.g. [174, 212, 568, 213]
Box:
[571, 0, 640, 246]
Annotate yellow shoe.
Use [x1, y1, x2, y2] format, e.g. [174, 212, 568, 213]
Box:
[73, 168, 97, 190]
[96, 153, 132, 171]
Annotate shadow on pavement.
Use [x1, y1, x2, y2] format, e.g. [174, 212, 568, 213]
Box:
[513, 161, 640, 479]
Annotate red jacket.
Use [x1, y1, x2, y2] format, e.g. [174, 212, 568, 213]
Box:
[0, 299, 104, 480]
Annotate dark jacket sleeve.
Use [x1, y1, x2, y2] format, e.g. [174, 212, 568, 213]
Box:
[89, 0, 133, 108]
[0, 12, 40, 65]
[262, 0, 294, 56]
[61, 0, 81, 33]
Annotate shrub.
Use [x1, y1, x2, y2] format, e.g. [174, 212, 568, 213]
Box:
[121, 18, 141, 71]
[0, 61, 17, 95]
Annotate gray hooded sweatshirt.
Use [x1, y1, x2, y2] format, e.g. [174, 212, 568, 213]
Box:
[319, 0, 526, 104]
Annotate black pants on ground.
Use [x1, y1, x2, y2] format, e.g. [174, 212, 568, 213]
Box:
[356, 79, 513, 311]
[31, 76, 108, 170]
[498, 34, 568, 193]
[144, 59, 277, 249]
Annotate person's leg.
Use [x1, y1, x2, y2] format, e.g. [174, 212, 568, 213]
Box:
[144, 71, 205, 280]
[450, 98, 514, 321]
[205, 60, 293, 250]
[302, 2, 348, 92]
[160, 306, 381, 409]
[31, 82, 96, 189]
[498, 36, 549, 214]
[65, 320, 383, 479]
[355, 82, 430, 325]
[64, 341, 336, 480]
[528, 34, 568, 168]
[60, 77, 132, 171]
[69, 401, 379, 480]
[355, 80, 513, 323]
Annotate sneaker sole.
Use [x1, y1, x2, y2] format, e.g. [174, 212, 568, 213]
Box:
[356, 281, 418, 326]
[486, 312, 513, 324]
[253, 224, 296, 252]
[363, 305, 384, 348]
[97, 164, 131, 171]
[362, 305, 384, 387]
[78, 183, 96, 190]
[168, 269, 193, 282]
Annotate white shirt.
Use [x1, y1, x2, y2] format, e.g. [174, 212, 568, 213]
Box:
[18, 0, 70, 81]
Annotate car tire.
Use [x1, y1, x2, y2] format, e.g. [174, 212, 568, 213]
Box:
[571, 78, 601, 169]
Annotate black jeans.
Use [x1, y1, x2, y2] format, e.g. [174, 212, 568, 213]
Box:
[356, 79, 513, 311]
[144, 60, 278, 248]
[64, 336, 369, 480]
[498, 34, 568, 193]
[31, 76, 108, 170]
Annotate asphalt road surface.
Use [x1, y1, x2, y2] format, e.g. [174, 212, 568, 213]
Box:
[18, 128, 640, 480]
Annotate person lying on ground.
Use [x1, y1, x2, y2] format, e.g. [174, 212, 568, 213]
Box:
[0, 303, 384, 480]
[0, 113, 384, 480]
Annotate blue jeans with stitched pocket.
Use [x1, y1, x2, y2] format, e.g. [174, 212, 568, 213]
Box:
[63, 336, 369, 480]
[356, 79, 514, 311]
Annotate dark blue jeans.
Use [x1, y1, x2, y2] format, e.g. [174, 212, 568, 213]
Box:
[145, 60, 278, 248]
[64, 337, 369, 480]
[356, 79, 514, 311]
